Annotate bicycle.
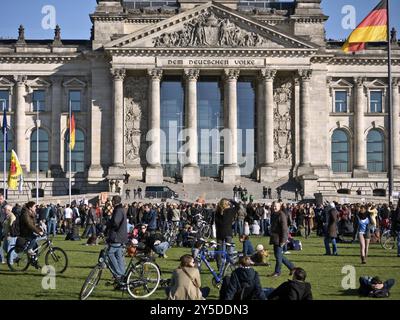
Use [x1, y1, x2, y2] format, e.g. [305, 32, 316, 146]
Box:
[7, 235, 68, 273]
[193, 238, 237, 289]
[380, 228, 397, 250]
[79, 244, 161, 300]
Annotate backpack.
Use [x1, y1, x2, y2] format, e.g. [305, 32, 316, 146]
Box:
[368, 288, 390, 298]
[48, 207, 56, 219]
[10, 214, 21, 237]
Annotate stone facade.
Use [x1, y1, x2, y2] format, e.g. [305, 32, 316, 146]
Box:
[0, 0, 399, 200]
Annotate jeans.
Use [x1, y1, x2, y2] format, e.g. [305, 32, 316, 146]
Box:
[82, 224, 96, 238]
[217, 237, 233, 270]
[3, 237, 17, 264]
[47, 219, 57, 237]
[260, 219, 270, 236]
[154, 242, 170, 256]
[108, 244, 125, 279]
[324, 237, 337, 255]
[236, 220, 244, 236]
[263, 288, 275, 300]
[273, 245, 294, 274]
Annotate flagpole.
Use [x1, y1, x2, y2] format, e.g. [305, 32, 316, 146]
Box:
[387, 0, 394, 203]
[3, 106, 6, 200]
[36, 104, 40, 204]
[69, 101, 72, 205]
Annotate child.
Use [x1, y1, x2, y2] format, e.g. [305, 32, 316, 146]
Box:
[251, 244, 270, 266]
[239, 234, 255, 256]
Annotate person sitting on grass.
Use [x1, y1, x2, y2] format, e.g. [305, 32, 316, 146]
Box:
[239, 234, 254, 256]
[168, 254, 210, 300]
[266, 267, 313, 300]
[223, 256, 266, 300]
[251, 244, 270, 266]
[358, 276, 395, 298]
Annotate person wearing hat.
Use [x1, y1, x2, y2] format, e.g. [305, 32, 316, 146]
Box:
[323, 202, 338, 256]
[251, 244, 270, 266]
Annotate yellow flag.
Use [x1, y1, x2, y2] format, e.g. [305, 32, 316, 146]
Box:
[8, 150, 23, 190]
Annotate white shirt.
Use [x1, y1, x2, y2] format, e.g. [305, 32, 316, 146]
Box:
[64, 207, 73, 219]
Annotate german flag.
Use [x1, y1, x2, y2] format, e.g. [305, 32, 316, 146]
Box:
[342, 0, 388, 52]
[67, 113, 76, 150]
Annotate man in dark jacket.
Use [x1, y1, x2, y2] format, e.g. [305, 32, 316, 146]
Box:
[106, 195, 128, 282]
[269, 201, 295, 277]
[324, 203, 339, 255]
[224, 256, 266, 300]
[142, 204, 157, 232]
[267, 267, 313, 300]
[20, 201, 44, 256]
[392, 202, 400, 257]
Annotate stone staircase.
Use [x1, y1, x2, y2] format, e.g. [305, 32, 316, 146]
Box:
[122, 175, 300, 203]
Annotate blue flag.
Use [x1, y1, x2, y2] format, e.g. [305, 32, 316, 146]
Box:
[2, 108, 7, 152]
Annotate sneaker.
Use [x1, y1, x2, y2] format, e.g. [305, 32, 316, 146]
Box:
[268, 273, 281, 277]
[162, 254, 168, 259]
[283, 251, 291, 255]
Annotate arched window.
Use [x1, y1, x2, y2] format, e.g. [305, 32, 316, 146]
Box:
[367, 129, 385, 172]
[0, 129, 13, 169]
[331, 129, 349, 172]
[30, 129, 49, 172]
[65, 129, 85, 172]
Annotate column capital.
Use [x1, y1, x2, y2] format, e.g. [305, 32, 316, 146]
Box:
[260, 69, 276, 81]
[354, 76, 366, 87]
[298, 69, 312, 81]
[223, 69, 240, 81]
[184, 69, 200, 81]
[111, 68, 126, 81]
[13, 75, 27, 86]
[50, 75, 63, 86]
[147, 68, 163, 81]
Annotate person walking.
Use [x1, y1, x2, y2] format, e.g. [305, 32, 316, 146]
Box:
[323, 203, 338, 256]
[269, 201, 295, 277]
[105, 195, 128, 284]
[392, 201, 400, 257]
[357, 205, 372, 264]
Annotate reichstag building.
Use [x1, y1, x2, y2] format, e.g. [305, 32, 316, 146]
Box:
[0, 0, 399, 199]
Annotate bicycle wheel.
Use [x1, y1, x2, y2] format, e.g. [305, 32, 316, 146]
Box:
[7, 247, 30, 272]
[79, 265, 103, 300]
[45, 247, 68, 274]
[126, 261, 160, 299]
[202, 225, 212, 239]
[382, 234, 396, 250]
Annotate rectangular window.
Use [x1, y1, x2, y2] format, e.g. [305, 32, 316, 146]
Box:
[334, 91, 347, 113]
[0, 90, 9, 111]
[33, 90, 46, 112]
[370, 91, 383, 113]
[69, 90, 81, 112]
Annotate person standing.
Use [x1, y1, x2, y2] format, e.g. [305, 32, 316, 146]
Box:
[238, 186, 243, 200]
[215, 199, 238, 268]
[233, 185, 238, 199]
[323, 203, 338, 256]
[123, 171, 130, 184]
[142, 204, 157, 233]
[106, 195, 128, 284]
[63, 204, 73, 234]
[357, 205, 372, 264]
[137, 186, 143, 199]
[267, 187, 272, 199]
[269, 201, 295, 277]
[125, 188, 131, 200]
[294, 188, 299, 202]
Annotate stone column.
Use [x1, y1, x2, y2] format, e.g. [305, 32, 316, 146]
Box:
[109, 68, 126, 177]
[256, 77, 264, 167]
[182, 69, 200, 184]
[50, 76, 63, 176]
[14, 75, 27, 170]
[298, 69, 314, 176]
[222, 69, 240, 184]
[392, 78, 400, 171]
[353, 77, 368, 177]
[145, 69, 163, 184]
[259, 69, 276, 182]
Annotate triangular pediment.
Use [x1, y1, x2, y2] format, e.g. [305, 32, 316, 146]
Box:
[105, 2, 317, 51]
[63, 78, 86, 88]
[28, 77, 51, 88]
[331, 79, 353, 88]
[0, 77, 14, 87]
[366, 79, 387, 88]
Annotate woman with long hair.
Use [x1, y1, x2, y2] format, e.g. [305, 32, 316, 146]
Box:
[357, 205, 371, 264]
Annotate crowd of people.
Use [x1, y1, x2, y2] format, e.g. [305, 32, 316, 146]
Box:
[0, 191, 399, 300]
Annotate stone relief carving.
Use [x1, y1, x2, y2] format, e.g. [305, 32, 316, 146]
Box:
[124, 77, 148, 165]
[273, 80, 293, 164]
[153, 10, 274, 48]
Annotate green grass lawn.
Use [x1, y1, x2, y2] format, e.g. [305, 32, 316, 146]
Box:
[0, 233, 399, 300]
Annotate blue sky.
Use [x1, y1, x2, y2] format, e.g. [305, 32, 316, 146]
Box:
[0, 0, 399, 40]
